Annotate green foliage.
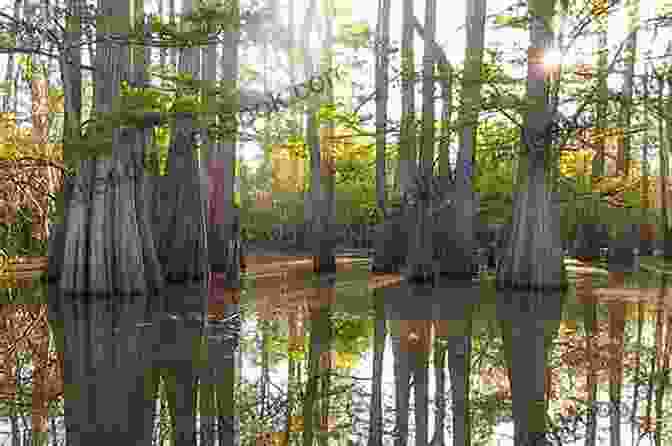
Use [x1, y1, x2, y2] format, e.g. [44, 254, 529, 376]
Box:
[622, 189, 641, 209]
[335, 22, 371, 50]
[493, 14, 528, 30]
[331, 314, 372, 356]
[474, 119, 516, 224]
[0, 207, 48, 257]
[0, 30, 15, 49]
[141, 3, 239, 48]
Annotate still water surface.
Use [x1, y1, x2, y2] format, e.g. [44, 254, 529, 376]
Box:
[1, 255, 669, 446]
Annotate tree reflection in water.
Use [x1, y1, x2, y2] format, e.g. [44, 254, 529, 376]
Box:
[47, 277, 242, 446]
[15, 260, 672, 445]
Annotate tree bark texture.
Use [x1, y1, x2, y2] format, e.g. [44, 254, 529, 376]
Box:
[495, 7, 565, 291]
[59, 0, 163, 295]
[445, 0, 486, 279]
[375, 0, 391, 216]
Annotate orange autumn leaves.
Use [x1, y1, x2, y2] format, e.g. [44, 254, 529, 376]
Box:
[0, 87, 64, 239]
[0, 303, 63, 438]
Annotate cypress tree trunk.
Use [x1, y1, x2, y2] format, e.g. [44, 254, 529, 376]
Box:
[406, 0, 436, 283]
[398, 0, 416, 278]
[495, 2, 569, 445]
[2, 0, 20, 112]
[444, 0, 487, 279]
[375, 0, 391, 217]
[411, 16, 454, 272]
[399, 0, 416, 201]
[157, 0, 207, 283]
[208, 0, 241, 284]
[158, 115, 207, 282]
[665, 72, 672, 257]
[619, 0, 639, 179]
[495, 2, 565, 292]
[48, 0, 84, 283]
[656, 69, 669, 258]
[58, 0, 164, 295]
[317, 0, 337, 274]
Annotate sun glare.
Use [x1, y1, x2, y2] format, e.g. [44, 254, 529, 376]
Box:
[544, 50, 563, 68]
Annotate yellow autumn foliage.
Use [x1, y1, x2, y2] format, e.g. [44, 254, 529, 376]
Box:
[0, 113, 62, 162]
[559, 147, 655, 207]
[0, 87, 64, 239]
[334, 351, 358, 369]
[270, 126, 370, 193]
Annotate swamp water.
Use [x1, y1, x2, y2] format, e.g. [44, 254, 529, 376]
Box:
[1, 255, 670, 446]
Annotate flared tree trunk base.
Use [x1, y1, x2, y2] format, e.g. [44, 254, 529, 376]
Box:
[434, 202, 476, 280]
[58, 128, 165, 295]
[495, 156, 566, 292]
[372, 212, 408, 273]
[313, 219, 337, 274]
[47, 176, 74, 283]
[156, 117, 208, 284]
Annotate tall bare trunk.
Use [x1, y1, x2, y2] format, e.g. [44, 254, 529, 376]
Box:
[301, 0, 335, 272]
[447, 0, 487, 278]
[591, 0, 608, 180]
[496, 1, 565, 444]
[495, 0, 564, 291]
[375, 0, 391, 216]
[49, 0, 84, 282]
[438, 62, 453, 194]
[411, 16, 454, 270]
[158, 0, 166, 72]
[169, 0, 177, 69]
[317, 0, 337, 273]
[642, 68, 651, 253]
[619, 0, 639, 178]
[3, 0, 21, 113]
[157, 0, 207, 283]
[406, 0, 437, 283]
[206, 0, 240, 283]
[657, 65, 670, 252]
[399, 0, 416, 201]
[200, 10, 219, 445]
[666, 73, 672, 257]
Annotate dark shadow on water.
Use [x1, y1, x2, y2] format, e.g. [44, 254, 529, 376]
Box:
[46, 278, 241, 446]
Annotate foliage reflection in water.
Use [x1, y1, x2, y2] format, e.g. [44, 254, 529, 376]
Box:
[2, 257, 672, 445]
